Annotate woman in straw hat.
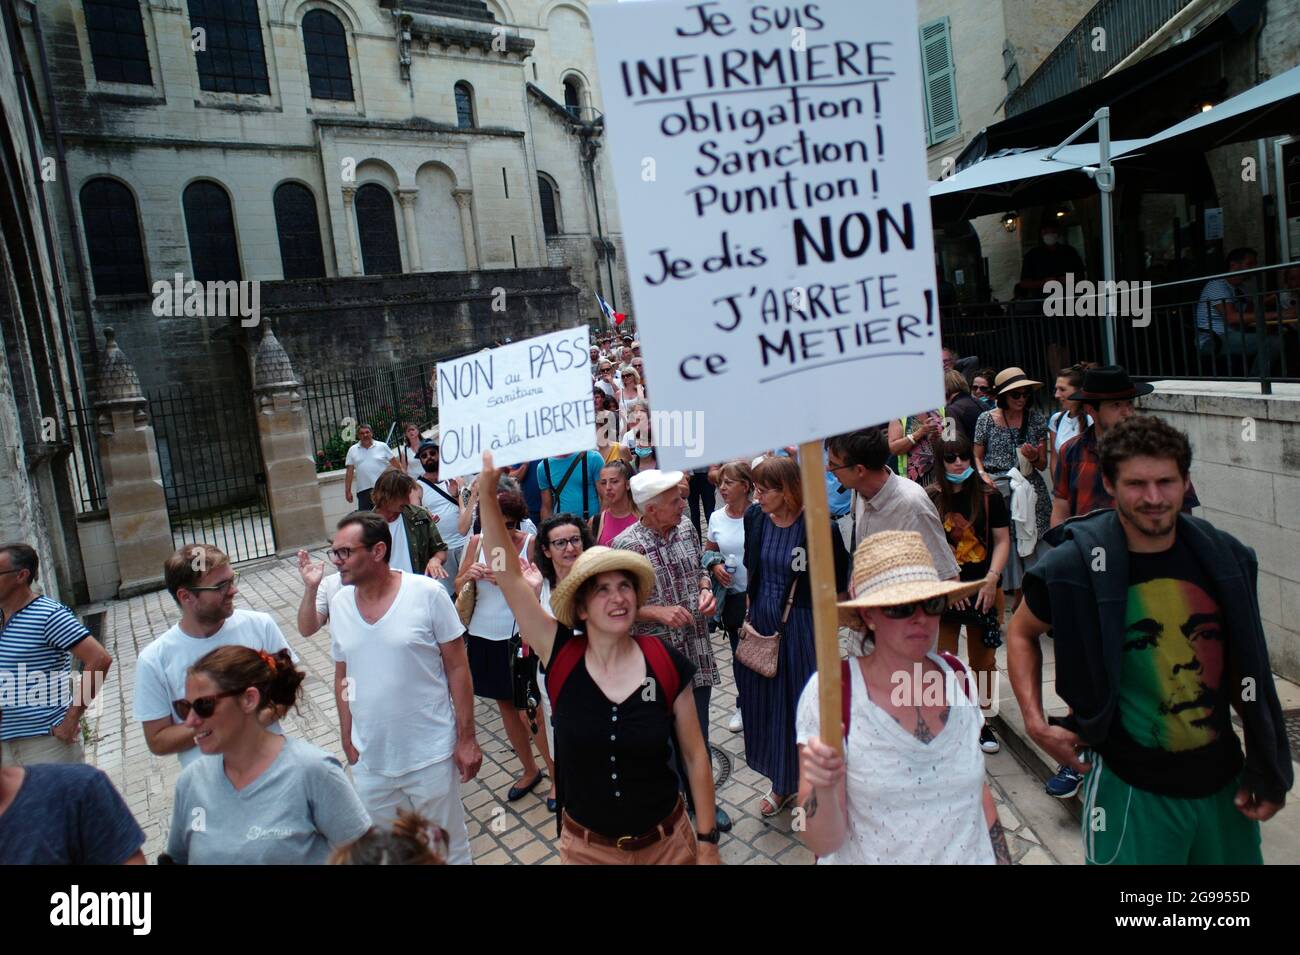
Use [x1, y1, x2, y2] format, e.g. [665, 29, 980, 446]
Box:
[795, 531, 1012, 865]
[972, 366, 1051, 607]
[474, 451, 720, 864]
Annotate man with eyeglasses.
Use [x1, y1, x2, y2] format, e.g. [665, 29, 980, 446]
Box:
[327, 512, 480, 864]
[135, 544, 297, 766]
[825, 429, 959, 581]
[0, 543, 112, 766]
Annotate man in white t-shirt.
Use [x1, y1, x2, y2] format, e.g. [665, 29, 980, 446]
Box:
[327, 512, 481, 865]
[135, 545, 297, 767]
[344, 424, 396, 511]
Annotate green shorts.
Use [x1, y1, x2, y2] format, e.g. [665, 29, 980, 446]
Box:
[1079, 754, 1262, 865]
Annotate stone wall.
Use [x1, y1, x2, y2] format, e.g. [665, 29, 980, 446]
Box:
[77, 512, 120, 603]
[260, 266, 581, 373]
[1141, 381, 1300, 683]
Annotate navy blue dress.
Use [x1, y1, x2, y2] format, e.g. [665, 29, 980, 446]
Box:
[735, 513, 816, 797]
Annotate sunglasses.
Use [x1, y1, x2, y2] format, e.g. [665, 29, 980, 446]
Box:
[972, 385, 991, 393]
[172, 690, 241, 720]
[185, 571, 240, 594]
[881, 595, 948, 619]
[942, 452, 971, 464]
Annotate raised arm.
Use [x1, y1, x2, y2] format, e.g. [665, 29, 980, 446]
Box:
[479, 452, 560, 664]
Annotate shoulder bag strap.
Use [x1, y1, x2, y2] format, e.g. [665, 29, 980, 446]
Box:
[550, 455, 583, 498]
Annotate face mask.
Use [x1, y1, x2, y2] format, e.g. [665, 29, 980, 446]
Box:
[945, 466, 975, 484]
[1042, 234, 1059, 246]
[633, 446, 653, 458]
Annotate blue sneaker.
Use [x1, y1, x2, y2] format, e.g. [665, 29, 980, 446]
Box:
[1044, 766, 1083, 799]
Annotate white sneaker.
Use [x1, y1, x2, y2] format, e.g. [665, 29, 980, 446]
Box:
[728, 709, 743, 733]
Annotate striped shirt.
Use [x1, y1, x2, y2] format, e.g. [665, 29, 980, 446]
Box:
[0, 596, 89, 740]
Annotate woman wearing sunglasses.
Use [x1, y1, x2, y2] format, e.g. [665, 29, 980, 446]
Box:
[928, 433, 1010, 754]
[165, 646, 371, 864]
[795, 530, 1010, 865]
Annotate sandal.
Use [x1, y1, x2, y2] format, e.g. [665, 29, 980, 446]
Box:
[759, 790, 795, 818]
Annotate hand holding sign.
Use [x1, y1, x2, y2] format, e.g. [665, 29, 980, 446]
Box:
[436, 328, 596, 481]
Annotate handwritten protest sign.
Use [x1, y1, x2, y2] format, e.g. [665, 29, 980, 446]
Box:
[591, 0, 942, 469]
[435, 328, 595, 480]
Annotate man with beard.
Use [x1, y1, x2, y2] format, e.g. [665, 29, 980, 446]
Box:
[136, 545, 297, 765]
[1006, 417, 1292, 863]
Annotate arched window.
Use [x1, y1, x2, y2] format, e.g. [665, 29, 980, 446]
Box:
[189, 0, 270, 94]
[563, 77, 582, 118]
[182, 180, 241, 282]
[302, 9, 353, 101]
[273, 182, 326, 279]
[454, 82, 475, 128]
[84, 0, 152, 85]
[537, 175, 559, 236]
[354, 183, 402, 275]
[80, 178, 148, 295]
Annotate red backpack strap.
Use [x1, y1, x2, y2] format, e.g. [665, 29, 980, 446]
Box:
[545, 634, 588, 712]
[633, 635, 681, 712]
[840, 658, 852, 739]
[938, 651, 978, 705]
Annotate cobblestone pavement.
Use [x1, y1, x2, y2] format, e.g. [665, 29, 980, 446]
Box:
[84, 551, 1072, 865]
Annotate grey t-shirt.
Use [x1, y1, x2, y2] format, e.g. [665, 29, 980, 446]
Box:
[166, 736, 371, 865]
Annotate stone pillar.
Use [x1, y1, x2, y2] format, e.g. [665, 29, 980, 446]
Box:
[396, 187, 423, 272]
[341, 184, 362, 276]
[93, 328, 174, 597]
[252, 324, 328, 554]
[453, 188, 479, 270]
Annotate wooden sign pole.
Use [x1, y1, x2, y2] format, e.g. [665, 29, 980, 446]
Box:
[797, 440, 843, 755]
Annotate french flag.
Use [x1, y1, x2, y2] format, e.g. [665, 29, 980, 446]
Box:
[596, 293, 627, 326]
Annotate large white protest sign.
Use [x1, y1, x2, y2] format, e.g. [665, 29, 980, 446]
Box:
[591, 0, 943, 468]
[435, 328, 595, 480]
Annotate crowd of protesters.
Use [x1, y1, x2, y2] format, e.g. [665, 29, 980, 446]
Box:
[0, 329, 1291, 867]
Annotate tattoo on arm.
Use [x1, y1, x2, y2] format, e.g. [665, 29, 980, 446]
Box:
[989, 820, 1011, 865]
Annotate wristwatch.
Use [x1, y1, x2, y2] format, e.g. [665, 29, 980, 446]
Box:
[696, 827, 721, 844]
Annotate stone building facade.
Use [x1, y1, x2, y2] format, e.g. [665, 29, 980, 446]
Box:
[0, 3, 90, 604]
[23, 0, 629, 389]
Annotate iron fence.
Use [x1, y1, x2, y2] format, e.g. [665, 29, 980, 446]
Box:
[302, 360, 438, 472]
[941, 262, 1300, 395]
[147, 382, 276, 562]
[65, 405, 107, 513]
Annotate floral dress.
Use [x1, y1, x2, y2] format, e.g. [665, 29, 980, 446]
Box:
[973, 408, 1050, 588]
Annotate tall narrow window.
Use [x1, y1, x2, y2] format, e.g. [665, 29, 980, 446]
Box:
[80, 178, 149, 295]
[84, 0, 152, 85]
[273, 182, 326, 279]
[188, 0, 271, 95]
[302, 9, 353, 101]
[182, 180, 242, 282]
[537, 175, 559, 236]
[563, 77, 581, 118]
[354, 184, 402, 275]
[454, 82, 475, 128]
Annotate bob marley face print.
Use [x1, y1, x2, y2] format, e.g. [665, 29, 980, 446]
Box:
[1120, 576, 1225, 752]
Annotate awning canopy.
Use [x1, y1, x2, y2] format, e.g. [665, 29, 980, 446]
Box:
[1115, 63, 1300, 157]
[929, 141, 1145, 223]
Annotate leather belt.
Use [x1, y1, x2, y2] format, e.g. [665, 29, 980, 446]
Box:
[562, 797, 685, 851]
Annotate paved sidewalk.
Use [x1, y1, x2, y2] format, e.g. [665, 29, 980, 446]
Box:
[82, 551, 1067, 864]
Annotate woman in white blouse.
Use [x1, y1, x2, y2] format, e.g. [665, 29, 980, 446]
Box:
[795, 530, 1011, 865]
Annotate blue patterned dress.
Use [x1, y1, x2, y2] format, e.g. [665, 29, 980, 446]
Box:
[735, 513, 816, 797]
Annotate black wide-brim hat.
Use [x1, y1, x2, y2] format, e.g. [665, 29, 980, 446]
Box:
[1068, 365, 1155, 402]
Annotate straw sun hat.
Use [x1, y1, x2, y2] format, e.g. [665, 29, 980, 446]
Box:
[838, 531, 983, 620]
[993, 367, 1043, 395]
[549, 546, 657, 628]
